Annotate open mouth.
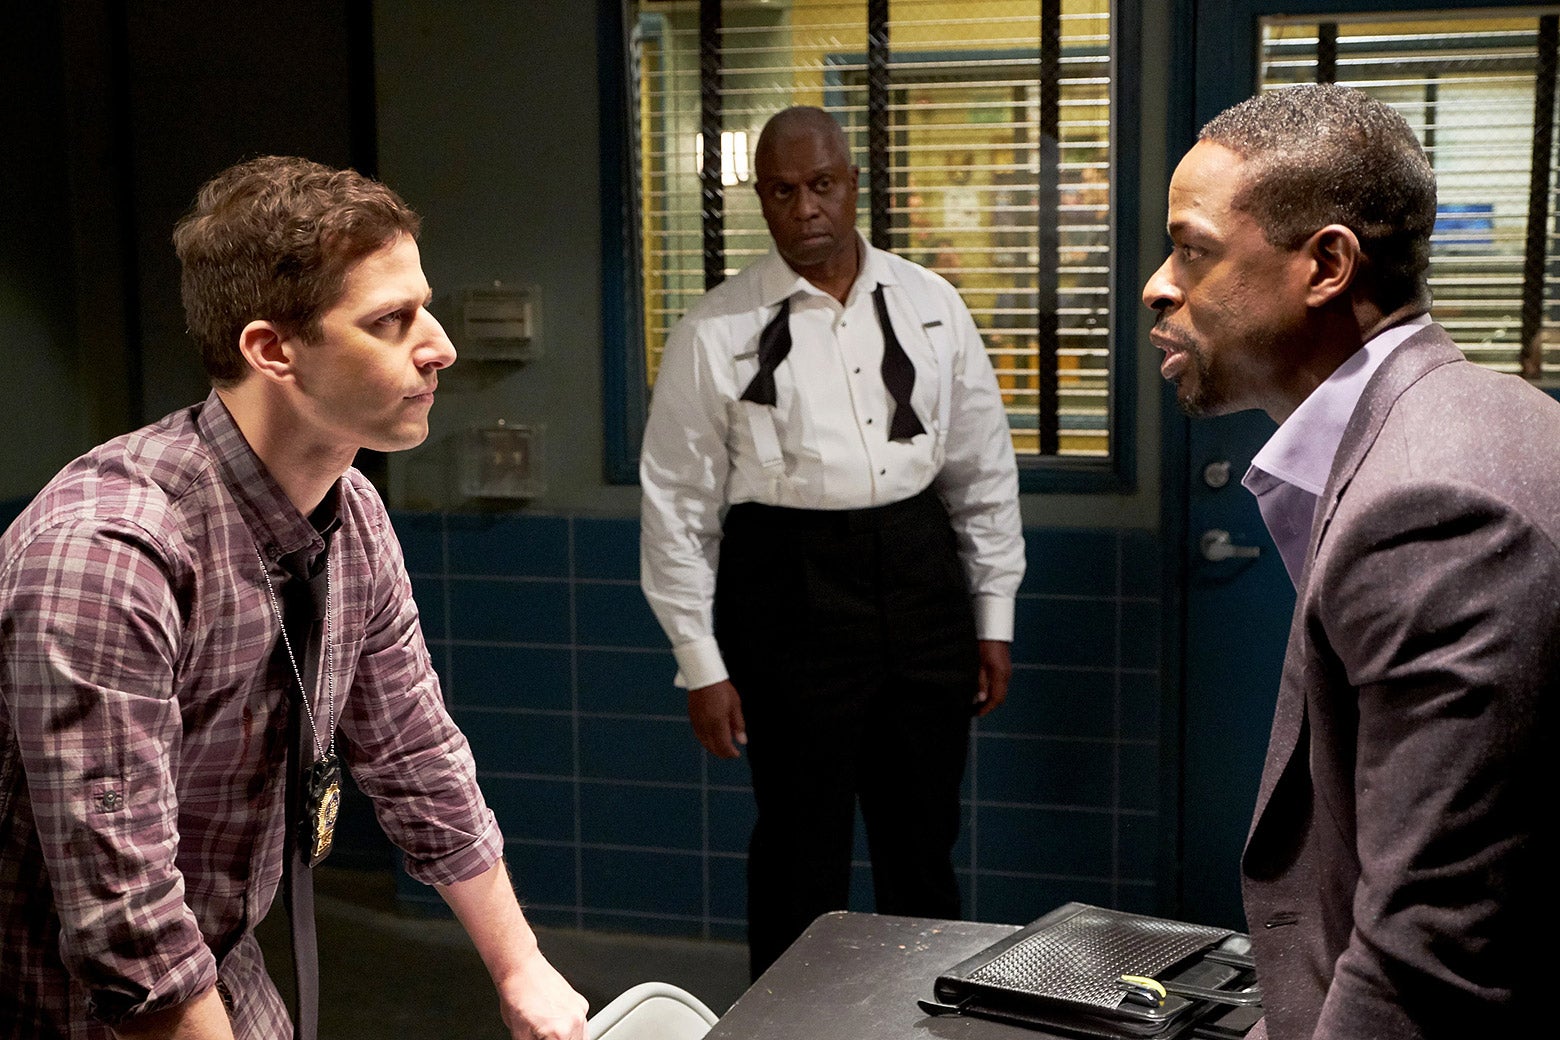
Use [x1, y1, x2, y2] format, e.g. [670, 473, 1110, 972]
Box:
[1150, 332, 1191, 381]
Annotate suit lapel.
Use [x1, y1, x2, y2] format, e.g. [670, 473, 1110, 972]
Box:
[1305, 324, 1464, 560]
[1245, 323, 1465, 848]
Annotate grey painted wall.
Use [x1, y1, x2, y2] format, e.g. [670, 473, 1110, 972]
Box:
[376, 0, 640, 516]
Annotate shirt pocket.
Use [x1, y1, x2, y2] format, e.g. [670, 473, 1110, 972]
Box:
[321, 632, 365, 737]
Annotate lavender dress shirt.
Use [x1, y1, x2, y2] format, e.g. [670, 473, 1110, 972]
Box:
[1243, 316, 1432, 584]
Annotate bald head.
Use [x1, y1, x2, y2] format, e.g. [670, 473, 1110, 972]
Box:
[755, 106, 852, 176]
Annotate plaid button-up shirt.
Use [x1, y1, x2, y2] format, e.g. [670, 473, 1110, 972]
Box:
[1, 394, 502, 1038]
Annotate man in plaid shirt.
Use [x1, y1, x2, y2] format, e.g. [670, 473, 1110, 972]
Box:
[0, 157, 586, 1040]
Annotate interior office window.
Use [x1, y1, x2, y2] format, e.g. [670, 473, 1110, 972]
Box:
[1261, 10, 1560, 383]
[622, 0, 1127, 481]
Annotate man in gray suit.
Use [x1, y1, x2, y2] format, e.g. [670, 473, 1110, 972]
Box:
[1144, 84, 1558, 1039]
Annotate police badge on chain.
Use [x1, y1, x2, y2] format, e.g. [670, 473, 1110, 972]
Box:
[301, 753, 342, 867]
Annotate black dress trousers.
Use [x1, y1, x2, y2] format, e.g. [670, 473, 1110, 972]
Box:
[715, 488, 979, 978]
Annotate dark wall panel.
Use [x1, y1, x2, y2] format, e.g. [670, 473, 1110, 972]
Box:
[121, 1, 364, 421]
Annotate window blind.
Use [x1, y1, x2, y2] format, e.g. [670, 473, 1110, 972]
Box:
[629, 0, 1118, 460]
[1261, 10, 1560, 382]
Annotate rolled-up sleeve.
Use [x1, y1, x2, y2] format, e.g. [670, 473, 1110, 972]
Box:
[337, 505, 502, 886]
[1, 519, 216, 1026]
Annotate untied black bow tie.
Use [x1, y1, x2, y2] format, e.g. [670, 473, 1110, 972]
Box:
[739, 283, 927, 441]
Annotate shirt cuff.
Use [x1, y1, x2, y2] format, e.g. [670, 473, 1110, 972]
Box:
[672, 636, 729, 690]
[973, 594, 1015, 642]
[400, 807, 505, 886]
[88, 947, 218, 1029]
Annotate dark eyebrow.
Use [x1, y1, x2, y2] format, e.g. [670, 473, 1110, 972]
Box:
[1166, 218, 1214, 242]
[363, 288, 433, 320]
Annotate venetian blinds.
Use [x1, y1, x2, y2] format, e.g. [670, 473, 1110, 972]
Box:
[629, 0, 1118, 461]
[1261, 10, 1560, 381]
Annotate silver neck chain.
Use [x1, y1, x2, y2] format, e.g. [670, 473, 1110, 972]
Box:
[254, 545, 336, 759]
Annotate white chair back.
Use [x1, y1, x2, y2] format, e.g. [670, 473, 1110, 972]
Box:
[585, 981, 720, 1040]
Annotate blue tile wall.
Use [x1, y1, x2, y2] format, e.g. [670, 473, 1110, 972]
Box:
[509, 841, 580, 908]
[582, 847, 704, 918]
[1022, 528, 1119, 597]
[974, 805, 1115, 876]
[580, 715, 701, 785]
[574, 582, 666, 649]
[446, 514, 570, 578]
[579, 781, 702, 849]
[984, 669, 1116, 739]
[572, 517, 641, 581]
[977, 737, 1115, 808]
[577, 648, 678, 713]
[707, 787, 758, 855]
[393, 512, 445, 574]
[391, 513, 1165, 937]
[450, 644, 572, 710]
[447, 577, 571, 645]
[974, 873, 1117, 926]
[707, 853, 748, 922]
[408, 574, 447, 639]
[455, 707, 575, 777]
[482, 776, 577, 844]
[1013, 597, 1118, 668]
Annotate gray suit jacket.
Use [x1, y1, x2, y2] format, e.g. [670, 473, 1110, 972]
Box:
[1241, 324, 1560, 1039]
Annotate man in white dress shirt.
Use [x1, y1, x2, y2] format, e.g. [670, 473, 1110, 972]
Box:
[640, 106, 1025, 977]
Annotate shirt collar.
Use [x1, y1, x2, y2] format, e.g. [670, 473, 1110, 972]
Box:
[1247, 314, 1432, 495]
[196, 390, 339, 566]
[757, 231, 892, 308]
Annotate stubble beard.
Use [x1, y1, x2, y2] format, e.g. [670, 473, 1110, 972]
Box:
[1174, 339, 1220, 418]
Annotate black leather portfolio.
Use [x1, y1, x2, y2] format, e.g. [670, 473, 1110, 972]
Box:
[920, 902, 1264, 1039]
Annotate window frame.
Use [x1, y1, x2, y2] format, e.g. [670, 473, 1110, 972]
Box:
[599, 0, 1144, 493]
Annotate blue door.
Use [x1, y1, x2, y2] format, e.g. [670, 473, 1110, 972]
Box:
[1172, 0, 1554, 929]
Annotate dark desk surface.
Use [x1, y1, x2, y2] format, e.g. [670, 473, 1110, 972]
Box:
[706, 912, 1060, 1039]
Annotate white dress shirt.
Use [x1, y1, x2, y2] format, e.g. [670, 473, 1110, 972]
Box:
[1243, 315, 1431, 584]
[640, 234, 1026, 689]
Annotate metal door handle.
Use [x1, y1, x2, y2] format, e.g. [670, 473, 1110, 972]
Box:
[1201, 529, 1261, 562]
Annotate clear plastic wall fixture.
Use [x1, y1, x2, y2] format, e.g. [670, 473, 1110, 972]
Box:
[460, 422, 545, 500]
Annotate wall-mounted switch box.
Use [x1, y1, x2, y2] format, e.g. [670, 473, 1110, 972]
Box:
[459, 285, 539, 361]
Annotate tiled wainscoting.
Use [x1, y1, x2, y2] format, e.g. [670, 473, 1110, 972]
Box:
[386, 511, 1164, 939]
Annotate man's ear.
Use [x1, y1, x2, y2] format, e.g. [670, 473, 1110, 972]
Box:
[1303, 224, 1362, 308]
[236, 320, 297, 384]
